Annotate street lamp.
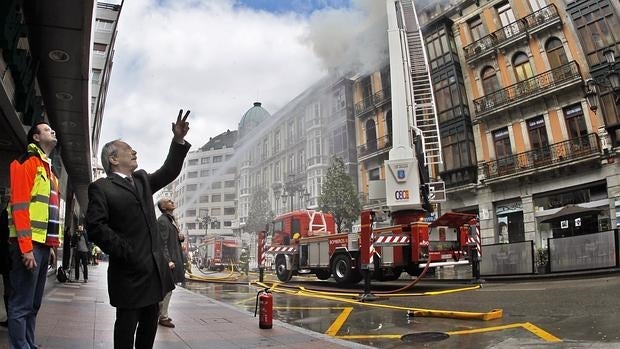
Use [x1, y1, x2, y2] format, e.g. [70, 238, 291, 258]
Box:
[280, 174, 310, 212]
[583, 48, 619, 151]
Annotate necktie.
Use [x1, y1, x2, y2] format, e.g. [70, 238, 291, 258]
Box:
[125, 176, 135, 188]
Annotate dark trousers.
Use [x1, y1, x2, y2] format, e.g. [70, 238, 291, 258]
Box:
[114, 303, 159, 349]
[74, 251, 89, 281]
[8, 242, 50, 349]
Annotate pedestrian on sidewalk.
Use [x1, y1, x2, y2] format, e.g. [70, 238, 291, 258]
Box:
[71, 225, 89, 282]
[156, 198, 186, 328]
[86, 110, 191, 349]
[7, 121, 61, 349]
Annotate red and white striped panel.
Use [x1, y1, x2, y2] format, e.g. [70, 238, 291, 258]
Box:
[265, 246, 297, 253]
[374, 235, 410, 245]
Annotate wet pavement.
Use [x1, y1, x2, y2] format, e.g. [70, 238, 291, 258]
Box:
[185, 266, 620, 349]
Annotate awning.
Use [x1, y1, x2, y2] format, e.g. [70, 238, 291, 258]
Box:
[539, 205, 602, 223]
[222, 242, 241, 248]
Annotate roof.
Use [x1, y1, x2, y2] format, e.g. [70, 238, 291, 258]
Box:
[238, 102, 271, 139]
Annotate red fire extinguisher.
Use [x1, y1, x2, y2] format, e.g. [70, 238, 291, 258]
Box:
[254, 288, 273, 329]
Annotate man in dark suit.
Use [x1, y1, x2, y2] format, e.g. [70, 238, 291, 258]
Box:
[86, 110, 190, 349]
[156, 197, 186, 328]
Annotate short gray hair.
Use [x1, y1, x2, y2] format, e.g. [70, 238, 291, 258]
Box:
[100, 139, 121, 174]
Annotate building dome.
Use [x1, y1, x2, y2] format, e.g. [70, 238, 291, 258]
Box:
[238, 102, 271, 139]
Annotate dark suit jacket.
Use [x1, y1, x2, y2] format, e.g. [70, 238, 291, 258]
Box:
[86, 141, 190, 309]
[157, 213, 185, 283]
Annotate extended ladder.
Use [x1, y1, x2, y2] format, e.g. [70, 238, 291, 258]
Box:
[399, 0, 442, 166]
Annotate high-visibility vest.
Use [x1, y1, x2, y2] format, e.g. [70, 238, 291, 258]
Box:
[8, 144, 59, 253]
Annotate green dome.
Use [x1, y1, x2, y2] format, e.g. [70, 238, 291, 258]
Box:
[238, 102, 271, 139]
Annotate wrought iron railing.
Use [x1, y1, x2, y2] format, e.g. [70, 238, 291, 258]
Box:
[464, 4, 560, 61]
[473, 61, 581, 115]
[357, 134, 392, 158]
[481, 133, 600, 180]
[354, 87, 391, 117]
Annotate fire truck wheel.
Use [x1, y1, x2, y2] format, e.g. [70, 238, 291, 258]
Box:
[275, 255, 293, 282]
[314, 270, 331, 280]
[332, 254, 353, 285]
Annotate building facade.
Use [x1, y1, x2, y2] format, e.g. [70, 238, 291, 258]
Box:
[354, 0, 620, 248]
[90, 2, 122, 168]
[235, 77, 358, 232]
[172, 130, 238, 244]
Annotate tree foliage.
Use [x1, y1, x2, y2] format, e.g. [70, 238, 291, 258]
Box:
[318, 157, 361, 232]
[245, 186, 273, 233]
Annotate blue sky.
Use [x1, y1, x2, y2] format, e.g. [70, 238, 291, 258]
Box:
[235, 0, 350, 14]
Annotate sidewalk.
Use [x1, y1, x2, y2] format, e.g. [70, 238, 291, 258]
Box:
[0, 263, 371, 349]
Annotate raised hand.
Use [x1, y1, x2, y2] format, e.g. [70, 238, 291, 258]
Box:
[172, 109, 190, 143]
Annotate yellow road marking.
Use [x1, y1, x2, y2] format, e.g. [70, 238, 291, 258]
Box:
[325, 307, 354, 336]
[522, 322, 562, 342]
[335, 322, 562, 343]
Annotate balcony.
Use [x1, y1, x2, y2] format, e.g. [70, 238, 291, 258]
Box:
[354, 87, 391, 117]
[480, 133, 600, 182]
[464, 4, 561, 64]
[473, 61, 582, 119]
[357, 134, 392, 161]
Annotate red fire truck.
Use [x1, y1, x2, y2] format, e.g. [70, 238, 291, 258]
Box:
[263, 209, 477, 284]
[198, 236, 242, 271]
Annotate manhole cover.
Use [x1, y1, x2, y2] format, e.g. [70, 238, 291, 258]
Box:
[401, 332, 450, 343]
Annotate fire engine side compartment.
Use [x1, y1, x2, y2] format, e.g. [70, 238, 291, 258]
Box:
[299, 233, 350, 268]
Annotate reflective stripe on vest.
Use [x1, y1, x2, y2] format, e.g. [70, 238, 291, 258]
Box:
[8, 163, 52, 244]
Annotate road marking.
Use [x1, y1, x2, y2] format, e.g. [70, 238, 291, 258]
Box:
[325, 307, 354, 336]
[336, 322, 562, 343]
[446, 322, 561, 342]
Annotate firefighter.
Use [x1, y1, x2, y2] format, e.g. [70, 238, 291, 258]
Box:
[239, 247, 249, 277]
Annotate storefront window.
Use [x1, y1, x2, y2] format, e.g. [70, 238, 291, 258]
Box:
[495, 200, 525, 243]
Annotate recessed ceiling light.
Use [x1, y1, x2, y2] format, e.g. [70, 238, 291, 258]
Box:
[48, 50, 70, 62]
[55, 92, 73, 101]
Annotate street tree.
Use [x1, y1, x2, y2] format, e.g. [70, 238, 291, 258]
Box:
[245, 186, 273, 233]
[319, 157, 361, 233]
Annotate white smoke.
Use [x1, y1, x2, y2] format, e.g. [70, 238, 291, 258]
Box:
[305, 0, 388, 76]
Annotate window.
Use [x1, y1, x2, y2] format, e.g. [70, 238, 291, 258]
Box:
[570, 1, 619, 66]
[468, 16, 485, 41]
[223, 221, 232, 227]
[224, 207, 235, 215]
[224, 180, 235, 188]
[441, 126, 475, 171]
[493, 127, 512, 159]
[211, 208, 221, 215]
[92, 69, 102, 83]
[224, 193, 236, 201]
[563, 104, 588, 140]
[211, 182, 222, 189]
[497, 2, 519, 38]
[513, 52, 533, 82]
[188, 171, 198, 178]
[529, 0, 546, 12]
[188, 159, 198, 166]
[93, 43, 107, 55]
[368, 168, 381, 181]
[213, 155, 223, 163]
[201, 157, 210, 164]
[185, 209, 196, 217]
[187, 184, 197, 191]
[95, 19, 114, 32]
[200, 169, 210, 177]
[481, 66, 500, 94]
[545, 37, 568, 69]
[262, 139, 268, 159]
[211, 194, 221, 202]
[365, 119, 377, 151]
[527, 116, 550, 162]
[199, 195, 209, 203]
[274, 130, 280, 153]
[360, 76, 372, 100]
